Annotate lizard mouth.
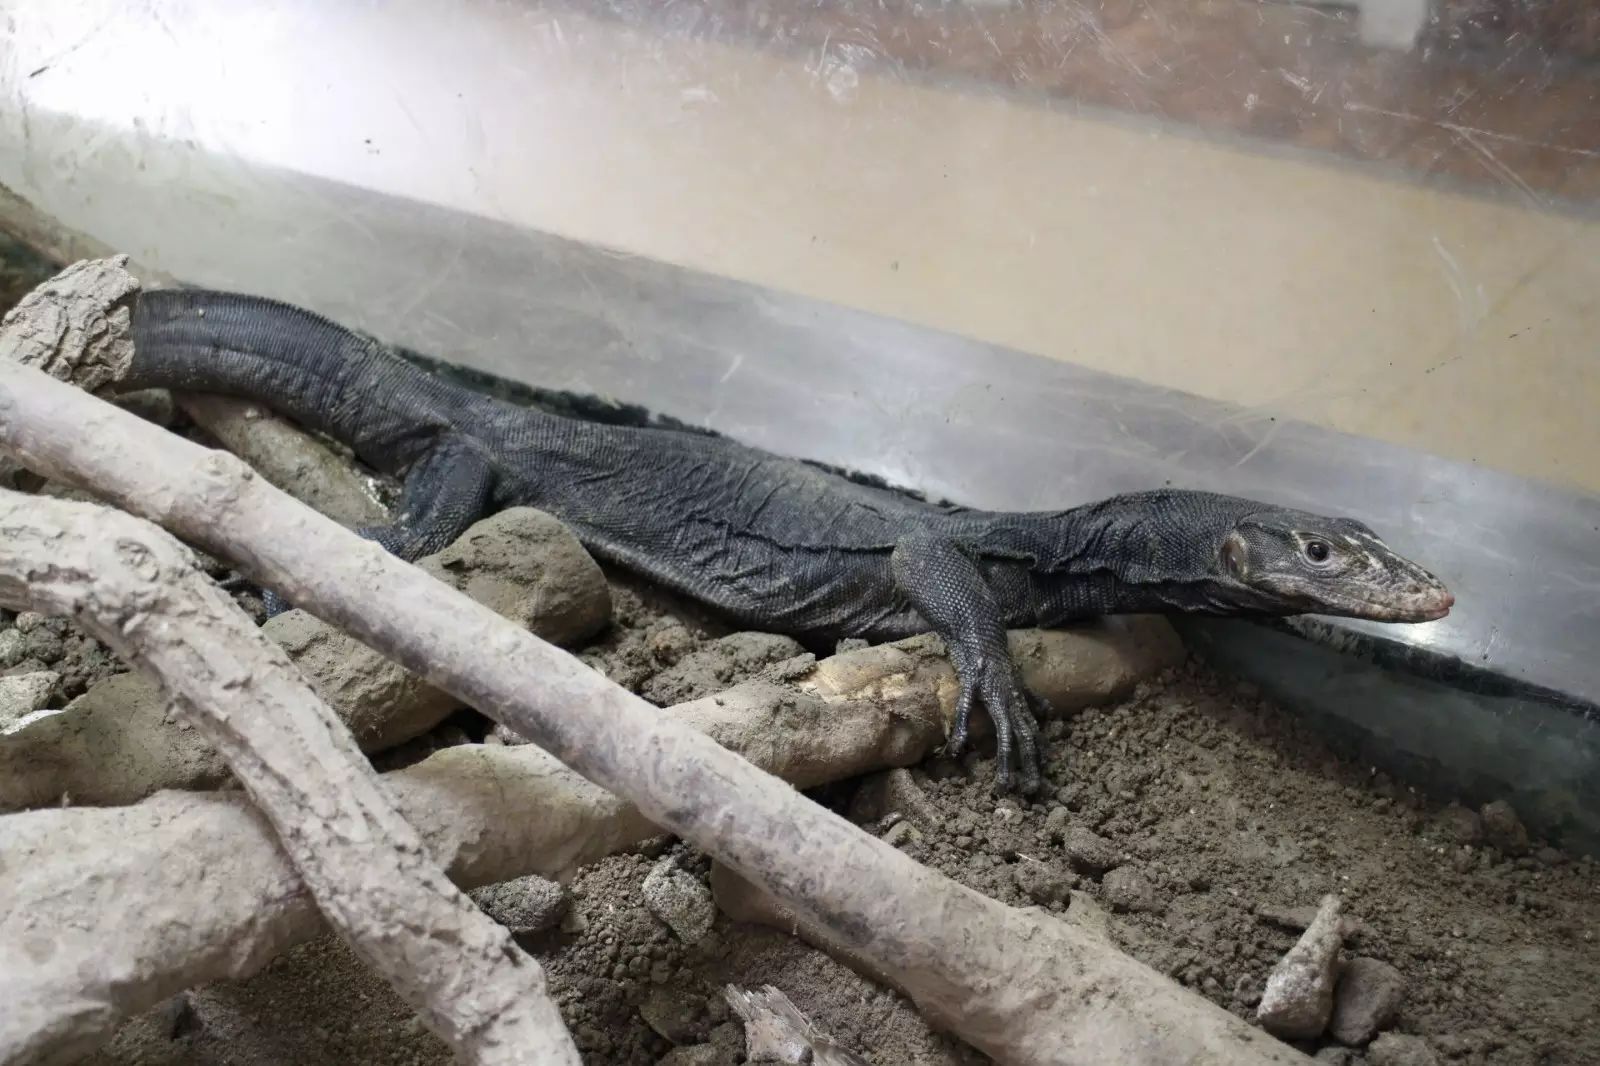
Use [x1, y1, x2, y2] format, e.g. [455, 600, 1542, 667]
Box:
[1374, 585, 1454, 623]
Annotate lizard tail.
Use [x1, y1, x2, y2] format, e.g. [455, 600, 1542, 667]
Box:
[128, 288, 463, 468]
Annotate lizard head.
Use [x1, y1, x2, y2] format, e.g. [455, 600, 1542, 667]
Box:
[1217, 508, 1453, 623]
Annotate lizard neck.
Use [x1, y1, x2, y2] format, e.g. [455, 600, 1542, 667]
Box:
[986, 490, 1274, 620]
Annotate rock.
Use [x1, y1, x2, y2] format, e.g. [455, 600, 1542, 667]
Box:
[644, 858, 717, 945]
[0, 628, 26, 669]
[12, 611, 45, 633]
[1480, 801, 1530, 856]
[1013, 859, 1073, 906]
[1366, 1032, 1439, 1066]
[114, 388, 177, 427]
[880, 820, 917, 847]
[154, 991, 201, 1039]
[641, 986, 704, 1044]
[1044, 805, 1071, 842]
[23, 627, 64, 664]
[1101, 866, 1162, 913]
[1431, 804, 1483, 846]
[1256, 894, 1346, 1039]
[469, 874, 568, 936]
[0, 671, 58, 730]
[848, 767, 941, 829]
[1061, 827, 1120, 874]
[1330, 957, 1405, 1045]
[175, 393, 389, 528]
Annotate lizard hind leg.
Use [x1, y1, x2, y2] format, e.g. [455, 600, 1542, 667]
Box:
[261, 438, 497, 617]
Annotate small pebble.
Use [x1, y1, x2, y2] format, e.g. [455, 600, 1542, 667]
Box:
[469, 874, 568, 936]
[1061, 827, 1120, 874]
[643, 857, 716, 945]
[1431, 804, 1483, 846]
[707, 1021, 744, 1058]
[12, 611, 45, 633]
[1013, 859, 1073, 906]
[1329, 957, 1405, 1045]
[1101, 866, 1162, 913]
[0, 629, 26, 669]
[1480, 800, 1530, 856]
[0, 671, 58, 728]
[1044, 806, 1071, 842]
[24, 628, 64, 664]
[155, 991, 201, 1039]
[114, 388, 178, 427]
[640, 986, 703, 1044]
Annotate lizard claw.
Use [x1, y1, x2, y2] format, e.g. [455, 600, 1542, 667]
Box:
[945, 656, 1043, 795]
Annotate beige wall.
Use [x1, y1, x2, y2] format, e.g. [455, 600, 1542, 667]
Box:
[479, 11, 1598, 495]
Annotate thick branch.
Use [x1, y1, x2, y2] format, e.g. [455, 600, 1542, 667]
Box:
[0, 490, 577, 1064]
[0, 259, 1304, 1066]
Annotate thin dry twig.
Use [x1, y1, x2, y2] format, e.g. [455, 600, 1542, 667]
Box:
[724, 984, 871, 1065]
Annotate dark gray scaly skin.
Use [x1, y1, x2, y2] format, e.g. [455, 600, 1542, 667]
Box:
[127, 289, 1455, 793]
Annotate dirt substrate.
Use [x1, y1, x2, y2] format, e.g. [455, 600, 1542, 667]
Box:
[25, 567, 1585, 1066]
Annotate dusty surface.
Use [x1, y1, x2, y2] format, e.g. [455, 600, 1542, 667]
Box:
[68, 575, 1600, 1066]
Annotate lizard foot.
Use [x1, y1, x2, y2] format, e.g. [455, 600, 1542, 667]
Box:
[945, 658, 1042, 795]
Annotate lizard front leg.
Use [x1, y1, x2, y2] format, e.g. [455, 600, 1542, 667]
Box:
[890, 533, 1042, 794]
[263, 437, 496, 616]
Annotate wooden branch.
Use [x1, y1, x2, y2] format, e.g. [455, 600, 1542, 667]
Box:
[724, 985, 870, 1066]
[0, 258, 1306, 1066]
[0, 624, 1178, 1057]
[0, 490, 578, 1065]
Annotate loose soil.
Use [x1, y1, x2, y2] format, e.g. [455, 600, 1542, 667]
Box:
[51, 571, 1600, 1066]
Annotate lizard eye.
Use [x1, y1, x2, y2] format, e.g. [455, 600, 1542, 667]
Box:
[1304, 539, 1331, 564]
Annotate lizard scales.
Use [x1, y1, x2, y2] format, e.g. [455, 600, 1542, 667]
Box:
[127, 289, 1454, 792]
